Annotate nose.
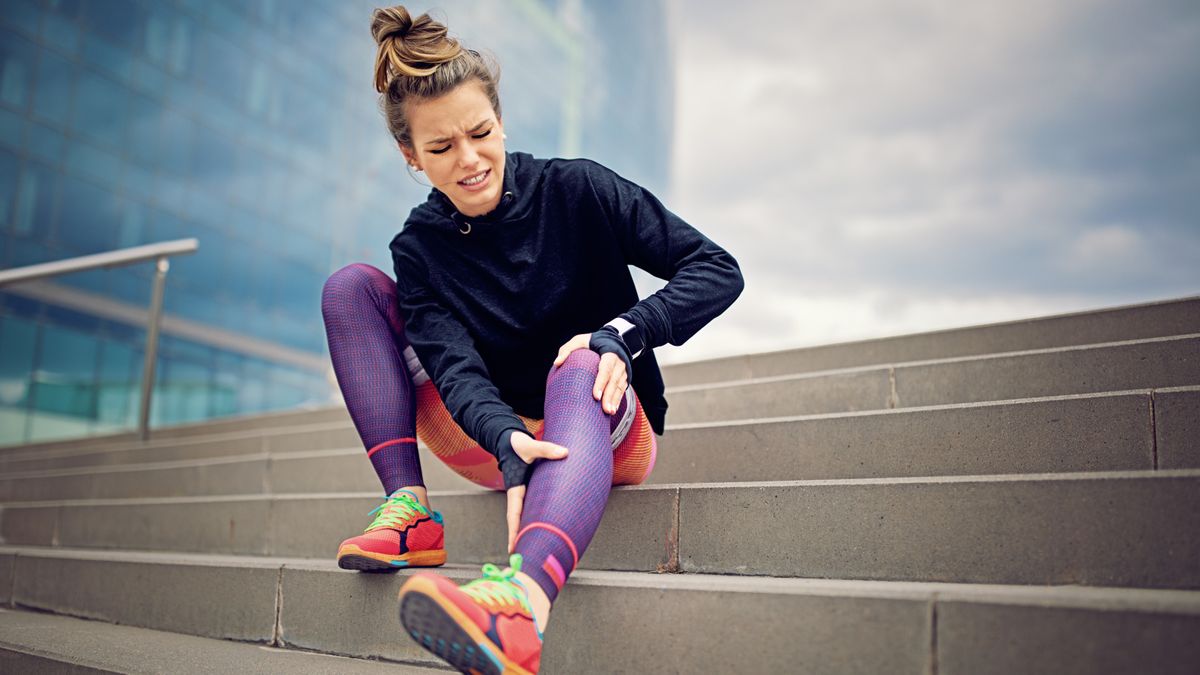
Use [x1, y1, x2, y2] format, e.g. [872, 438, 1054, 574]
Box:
[457, 142, 480, 169]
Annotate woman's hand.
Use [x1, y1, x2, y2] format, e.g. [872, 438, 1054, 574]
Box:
[505, 430, 568, 553]
[553, 333, 629, 415]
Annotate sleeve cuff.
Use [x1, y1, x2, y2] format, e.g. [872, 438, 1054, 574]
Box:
[603, 316, 644, 360]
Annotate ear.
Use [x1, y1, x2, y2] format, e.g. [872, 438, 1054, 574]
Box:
[399, 142, 417, 167]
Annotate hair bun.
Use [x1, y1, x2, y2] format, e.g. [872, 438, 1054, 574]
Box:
[371, 5, 462, 93]
[370, 5, 414, 45]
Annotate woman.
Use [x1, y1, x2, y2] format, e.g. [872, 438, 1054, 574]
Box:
[321, 6, 743, 673]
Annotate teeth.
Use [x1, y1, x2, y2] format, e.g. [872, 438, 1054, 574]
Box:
[462, 171, 487, 186]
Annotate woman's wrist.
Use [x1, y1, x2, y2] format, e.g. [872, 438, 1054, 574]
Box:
[496, 428, 534, 489]
[603, 317, 645, 359]
[588, 326, 634, 381]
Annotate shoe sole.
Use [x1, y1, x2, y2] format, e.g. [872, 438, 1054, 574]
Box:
[337, 545, 447, 572]
[398, 575, 535, 675]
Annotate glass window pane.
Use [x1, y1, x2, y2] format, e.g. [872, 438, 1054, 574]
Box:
[2, 0, 41, 37]
[0, 27, 37, 109]
[109, 265, 150, 305]
[126, 89, 161, 169]
[81, 0, 146, 50]
[167, 220, 223, 291]
[27, 121, 66, 165]
[14, 160, 58, 238]
[97, 338, 136, 427]
[32, 323, 98, 419]
[212, 350, 240, 417]
[0, 105, 26, 152]
[8, 237, 52, 267]
[0, 147, 17, 229]
[239, 357, 268, 413]
[0, 314, 37, 409]
[39, 7, 81, 56]
[73, 69, 129, 149]
[159, 357, 208, 424]
[80, 32, 135, 81]
[118, 199, 144, 248]
[32, 48, 75, 127]
[45, 0, 84, 20]
[157, 106, 194, 175]
[58, 173, 117, 253]
[267, 365, 306, 411]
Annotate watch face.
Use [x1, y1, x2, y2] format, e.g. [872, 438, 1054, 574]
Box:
[623, 326, 646, 356]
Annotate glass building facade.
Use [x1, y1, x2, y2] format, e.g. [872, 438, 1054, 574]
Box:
[0, 0, 675, 445]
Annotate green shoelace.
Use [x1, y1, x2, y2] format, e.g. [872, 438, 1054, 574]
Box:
[363, 489, 426, 533]
[461, 553, 533, 615]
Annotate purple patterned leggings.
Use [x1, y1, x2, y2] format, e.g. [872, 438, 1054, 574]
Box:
[321, 263, 641, 603]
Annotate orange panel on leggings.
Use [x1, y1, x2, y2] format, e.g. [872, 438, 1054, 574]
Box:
[413, 380, 657, 491]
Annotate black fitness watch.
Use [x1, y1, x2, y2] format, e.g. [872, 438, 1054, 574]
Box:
[604, 317, 645, 360]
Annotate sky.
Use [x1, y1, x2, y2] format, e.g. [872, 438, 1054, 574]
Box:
[649, 0, 1200, 365]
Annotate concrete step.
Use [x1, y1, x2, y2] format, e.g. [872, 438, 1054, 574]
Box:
[147, 405, 352, 440]
[0, 607, 445, 674]
[0, 446, 479, 502]
[0, 547, 1195, 675]
[662, 295, 1200, 386]
[654, 386, 1200, 483]
[0, 421, 360, 474]
[0, 405, 352, 455]
[2, 388, 1195, 500]
[666, 334, 1200, 423]
[4, 470, 1197, 588]
[5, 335, 1192, 477]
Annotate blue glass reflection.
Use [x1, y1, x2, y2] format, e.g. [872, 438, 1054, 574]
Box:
[0, 0, 674, 445]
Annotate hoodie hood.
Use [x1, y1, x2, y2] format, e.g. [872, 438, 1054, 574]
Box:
[405, 151, 544, 235]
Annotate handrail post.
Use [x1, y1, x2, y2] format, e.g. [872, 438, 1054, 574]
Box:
[138, 256, 170, 441]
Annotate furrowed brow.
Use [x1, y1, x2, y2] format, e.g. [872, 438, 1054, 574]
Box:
[425, 119, 491, 145]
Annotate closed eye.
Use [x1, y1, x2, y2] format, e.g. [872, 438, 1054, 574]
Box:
[428, 129, 492, 155]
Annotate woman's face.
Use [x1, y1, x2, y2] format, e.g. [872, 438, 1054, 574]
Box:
[402, 81, 506, 218]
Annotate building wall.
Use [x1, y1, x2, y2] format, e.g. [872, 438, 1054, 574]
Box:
[0, 0, 674, 445]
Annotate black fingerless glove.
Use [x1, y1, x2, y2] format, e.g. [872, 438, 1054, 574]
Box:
[588, 325, 634, 384]
[495, 428, 535, 489]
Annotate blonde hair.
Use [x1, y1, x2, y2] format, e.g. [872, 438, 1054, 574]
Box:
[370, 5, 502, 148]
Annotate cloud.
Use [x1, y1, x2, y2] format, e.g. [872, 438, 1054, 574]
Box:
[667, 0, 1200, 360]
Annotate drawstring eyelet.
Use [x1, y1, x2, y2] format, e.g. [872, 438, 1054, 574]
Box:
[459, 221, 472, 235]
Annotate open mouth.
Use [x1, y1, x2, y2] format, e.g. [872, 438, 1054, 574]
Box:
[458, 169, 490, 190]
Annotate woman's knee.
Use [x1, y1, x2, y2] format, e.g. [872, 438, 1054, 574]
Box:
[547, 348, 600, 381]
[545, 349, 601, 399]
[321, 263, 392, 312]
[323, 263, 388, 297]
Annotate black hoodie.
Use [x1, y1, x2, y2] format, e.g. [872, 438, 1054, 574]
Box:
[390, 150, 744, 488]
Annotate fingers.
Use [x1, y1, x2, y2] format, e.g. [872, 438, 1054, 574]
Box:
[511, 432, 569, 466]
[553, 333, 591, 367]
[534, 440, 569, 460]
[593, 353, 614, 399]
[506, 485, 525, 554]
[555, 338, 628, 414]
[594, 354, 627, 414]
[609, 372, 628, 413]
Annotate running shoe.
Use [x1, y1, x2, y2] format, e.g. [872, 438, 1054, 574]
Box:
[398, 553, 543, 674]
[337, 489, 446, 571]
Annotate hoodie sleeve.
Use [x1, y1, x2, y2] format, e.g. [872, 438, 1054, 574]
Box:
[584, 161, 745, 351]
[391, 245, 534, 489]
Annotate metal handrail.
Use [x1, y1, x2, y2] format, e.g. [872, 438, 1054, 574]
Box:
[0, 238, 199, 441]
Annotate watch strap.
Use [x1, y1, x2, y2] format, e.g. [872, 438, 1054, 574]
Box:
[603, 317, 645, 360]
